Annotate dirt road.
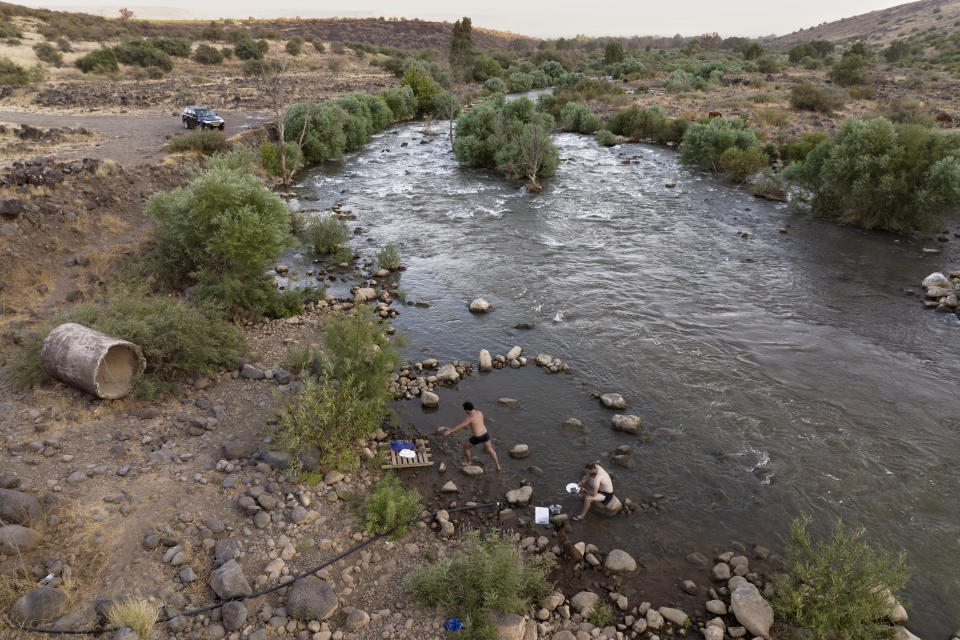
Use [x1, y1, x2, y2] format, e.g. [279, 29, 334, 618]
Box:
[0, 108, 271, 167]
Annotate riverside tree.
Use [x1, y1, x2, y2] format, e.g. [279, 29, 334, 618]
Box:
[453, 94, 559, 191]
[449, 16, 475, 79]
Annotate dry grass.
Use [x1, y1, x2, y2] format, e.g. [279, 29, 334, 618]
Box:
[181, 543, 213, 605]
[105, 598, 158, 640]
[95, 159, 118, 178]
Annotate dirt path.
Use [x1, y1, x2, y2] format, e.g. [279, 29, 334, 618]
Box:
[0, 108, 271, 167]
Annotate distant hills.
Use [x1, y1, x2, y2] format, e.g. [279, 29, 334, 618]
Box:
[765, 0, 960, 47]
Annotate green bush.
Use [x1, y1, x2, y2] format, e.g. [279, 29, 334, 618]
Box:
[718, 146, 769, 182]
[756, 55, 782, 73]
[484, 77, 506, 93]
[752, 169, 789, 201]
[167, 130, 227, 154]
[0, 58, 31, 85]
[378, 86, 417, 120]
[846, 84, 875, 100]
[376, 244, 401, 270]
[595, 129, 617, 146]
[33, 42, 63, 67]
[453, 94, 559, 188]
[113, 40, 173, 72]
[234, 37, 267, 60]
[56, 37, 72, 53]
[145, 149, 294, 316]
[313, 39, 325, 53]
[783, 131, 830, 163]
[507, 71, 533, 92]
[193, 43, 224, 65]
[589, 602, 614, 628]
[307, 214, 350, 255]
[362, 473, 422, 540]
[221, 47, 233, 60]
[773, 514, 909, 640]
[286, 37, 303, 56]
[784, 118, 960, 232]
[402, 64, 441, 114]
[883, 97, 934, 126]
[75, 48, 118, 74]
[788, 40, 834, 63]
[830, 54, 870, 86]
[558, 102, 601, 134]
[789, 81, 845, 113]
[680, 116, 759, 173]
[406, 531, 555, 640]
[664, 69, 694, 93]
[607, 105, 688, 144]
[149, 37, 191, 57]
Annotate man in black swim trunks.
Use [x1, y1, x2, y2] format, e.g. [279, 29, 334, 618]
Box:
[573, 462, 614, 521]
[440, 401, 501, 471]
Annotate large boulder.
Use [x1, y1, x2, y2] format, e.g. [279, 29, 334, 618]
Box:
[490, 611, 525, 640]
[436, 364, 460, 383]
[208, 559, 252, 600]
[505, 346, 522, 360]
[353, 288, 377, 303]
[611, 414, 642, 434]
[594, 495, 622, 516]
[922, 272, 949, 288]
[605, 549, 637, 573]
[286, 576, 338, 621]
[478, 349, 493, 372]
[506, 485, 533, 506]
[0, 524, 43, 554]
[885, 590, 908, 624]
[0, 489, 43, 526]
[9, 587, 66, 624]
[730, 582, 774, 638]
[570, 591, 599, 616]
[469, 298, 492, 313]
[658, 607, 689, 626]
[600, 393, 627, 409]
[421, 391, 439, 408]
[221, 601, 247, 631]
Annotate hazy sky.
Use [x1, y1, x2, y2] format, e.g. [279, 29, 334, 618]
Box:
[33, 0, 910, 37]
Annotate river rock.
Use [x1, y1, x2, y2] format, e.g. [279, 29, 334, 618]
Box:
[711, 562, 731, 581]
[922, 272, 949, 288]
[594, 495, 622, 515]
[421, 391, 439, 408]
[490, 611, 525, 640]
[209, 559, 252, 600]
[659, 607, 689, 626]
[506, 346, 522, 360]
[441, 481, 458, 492]
[605, 549, 637, 573]
[612, 414, 642, 434]
[706, 599, 727, 615]
[535, 353, 552, 367]
[354, 287, 377, 303]
[478, 350, 493, 371]
[498, 397, 520, 408]
[600, 393, 627, 409]
[570, 591, 599, 616]
[0, 524, 42, 554]
[730, 582, 774, 638]
[646, 608, 664, 630]
[885, 590, 908, 624]
[436, 364, 459, 383]
[462, 465, 483, 476]
[506, 485, 533, 506]
[221, 601, 247, 631]
[9, 587, 66, 623]
[0, 489, 43, 526]
[469, 298, 492, 313]
[287, 576, 338, 620]
[509, 444, 529, 459]
[561, 417, 587, 434]
[895, 628, 922, 640]
[703, 626, 724, 640]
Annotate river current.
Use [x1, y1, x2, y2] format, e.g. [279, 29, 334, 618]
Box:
[286, 118, 960, 637]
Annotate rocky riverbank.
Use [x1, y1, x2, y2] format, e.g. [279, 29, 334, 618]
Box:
[915, 270, 960, 317]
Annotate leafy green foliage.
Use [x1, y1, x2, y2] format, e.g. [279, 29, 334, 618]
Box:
[772, 514, 909, 640]
[784, 117, 960, 232]
[376, 244, 401, 270]
[484, 77, 506, 94]
[362, 473, 423, 540]
[718, 146, 769, 182]
[113, 40, 173, 72]
[145, 150, 294, 316]
[595, 129, 617, 146]
[829, 54, 870, 87]
[449, 17, 475, 76]
[33, 42, 63, 66]
[406, 532, 555, 640]
[402, 64, 441, 114]
[664, 69, 694, 93]
[788, 40, 834, 63]
[75, 48, 118, 74]
[558, 102, 601, 134]
[234, 37, 268, 60]
[286, 36, 304, 56]
[167, 130, 227, 154]
[789, 81, 845, 113]
[883, 97, 934, 126]
[603, 42, 624, 64]
[589, 602, 614, 628]
[306, 215, 350, 256]
[783, 131, 830, 164]
[378, 86, 417, 120]
[193, 43, 224, 65]
[148, 37, 190, 57]
[0, 58, 31, 84]
[453, 94, 559, 186]
[680, 117, 759, 173]
[743, 42, 764, 60]
[606, 105, 688, 144]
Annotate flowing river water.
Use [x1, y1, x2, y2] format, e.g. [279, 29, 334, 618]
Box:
[285, 117, 960, 637]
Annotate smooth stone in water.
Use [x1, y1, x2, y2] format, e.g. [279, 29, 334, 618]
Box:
[469, 298, 492, 313]
[605, 549, 637, 573]
[478, 350, 493, 372]
[612, 414, 642, 434]
[509, 444, 529, 459]
[600, 393, 627, 409]
[421, 391, 439, 408]
[730, 582, 774, 639]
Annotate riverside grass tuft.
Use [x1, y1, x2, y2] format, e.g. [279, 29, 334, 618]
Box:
[362, 473, 422, 540]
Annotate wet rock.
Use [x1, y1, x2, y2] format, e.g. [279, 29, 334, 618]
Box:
[561, 417, 587, 434]
[922, 272, 949, 288]
[506, 485, 533, 506]
[509, 444, 529, 459]
[885, 590, 908, 624]
[680, 579, 698, 595]
[209, 559, 252, 600]
[711, 562, 731, 581]
[9, 587, 66, 623]
[605, 549, 637, 573]
[469, 298, 492, 313]
[600, 393, 627, 409]
[421, 391, 439, 408]
[570, 591, 599, 616]
[0, 524, 43, 554]
[0, 488, 43, 526]
[612, 414, 642, 434]
[730, 582, 774, 638]
[686, 551, 710, 567]
[286, 576, 338, 621]
[594, 495, 622, 515]
[221, 601, 247, 631]
[506, 346, 522, 360]
[704, 626, 724, 640]
[498, 397, 520, 408]
[534, 353, 552, 367]
[354, 287, 377, 303]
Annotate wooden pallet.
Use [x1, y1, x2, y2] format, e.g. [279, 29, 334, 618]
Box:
[381, 439, 434, 470]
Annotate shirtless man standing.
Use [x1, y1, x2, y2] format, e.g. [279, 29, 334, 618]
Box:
[440, 401, 501, 471]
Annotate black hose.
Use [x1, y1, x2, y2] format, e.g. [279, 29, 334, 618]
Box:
[3, 501, 500, 635]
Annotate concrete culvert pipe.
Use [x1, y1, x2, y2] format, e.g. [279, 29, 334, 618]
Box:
[41, 323, 146, 399]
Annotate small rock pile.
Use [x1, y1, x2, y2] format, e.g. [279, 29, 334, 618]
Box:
[917, 271, 960, 316]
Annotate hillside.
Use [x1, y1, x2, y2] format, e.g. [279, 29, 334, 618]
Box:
[765, 0, 960, 48]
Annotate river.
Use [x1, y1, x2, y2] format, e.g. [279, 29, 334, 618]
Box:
[286, 118, 960, 638]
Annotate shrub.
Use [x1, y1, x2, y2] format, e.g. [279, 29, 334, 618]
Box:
[755, 108, 789, 127]
[193, 43, 224, 65]
[406, 531, 555, 640]
[830, 54, 870, 86]
[846, 84, 875, 101]
[772, 514, 909, 640]
[201, 21, 225, 41]
[453, 94, 559, 188]
[718, 146, 769, 182]
[783, 117, 960, 232]
[313, 39, 325, 53]
[33, 42, 63, 67]
[56, 37, 72, 53]
[680, 117, 759, 173]
[664, 69, 694, 93]
[402, 64, 441, 114]
[221, 47, 233, 60]
[783, 131, 829, 163]
[756, 55, 782, 73]
[789, 81, 845, 113]
[595, 128, 617, 146]
[0, 58, 31, 85]
[113, 40, 173, 72]
[589, 602, 614, 628]
[0, 23, 21, 40]
[167, 130, 227, 154]
[149, 37, 190, 57]
[607, 105, 688, 144]
[883, 97, 934, 126]
[752, 169, 789, 201]
[378, 86, 417, 120]
[286, 37, 303, 56]
[484, 77, 506, 93]
[105, 598, 158, 640]
[743, 42, 764, 60]
[558, 102, 600, 134]
[75, 48, 118, 74]
[376, 244, 401, 270]
[507, 71, 533, 92]
[234, 37, 267, 60]
[603, 41, 624, 64]
[362, 473, 422, 540]
[307, 214, 350, 255]
[145, 149, 294, 316]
